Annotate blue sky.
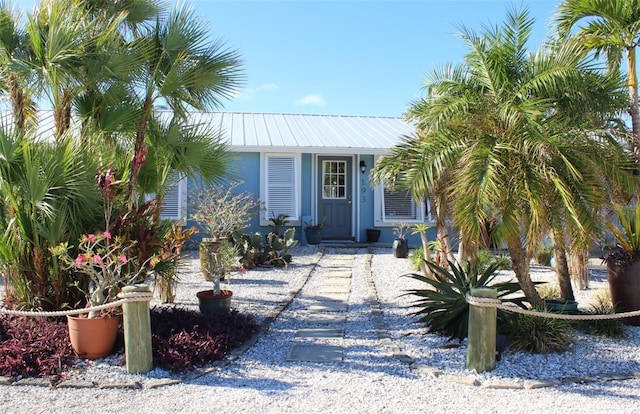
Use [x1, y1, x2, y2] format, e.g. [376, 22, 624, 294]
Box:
[15, 0, 562, 117]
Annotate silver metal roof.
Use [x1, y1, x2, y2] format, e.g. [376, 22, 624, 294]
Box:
[188, 112, 415, 154]
[8, 111, 416, 154]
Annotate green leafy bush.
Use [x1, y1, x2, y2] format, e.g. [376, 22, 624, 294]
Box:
[507, 309, 574, 353]
[405, 260, 526, 341]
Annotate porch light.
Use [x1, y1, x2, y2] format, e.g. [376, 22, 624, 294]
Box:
[359, 160, 366, 174]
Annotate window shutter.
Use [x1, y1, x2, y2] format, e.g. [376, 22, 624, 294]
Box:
[160, 178, 185, 221]
[265, 155, 298, 220]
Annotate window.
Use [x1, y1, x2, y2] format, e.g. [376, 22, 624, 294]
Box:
[159, 176, 187, 221]
[374, 182, 427, 225]
[322, 160, 347, 199]
[261, 153, 300, 224]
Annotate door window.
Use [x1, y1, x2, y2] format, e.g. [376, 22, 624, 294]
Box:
[322, 160, 346, 199]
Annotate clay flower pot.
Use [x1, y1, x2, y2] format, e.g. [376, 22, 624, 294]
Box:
[67, 314, 121, 359]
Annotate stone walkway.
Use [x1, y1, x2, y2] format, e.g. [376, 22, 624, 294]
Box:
[287, 251, 354, 363]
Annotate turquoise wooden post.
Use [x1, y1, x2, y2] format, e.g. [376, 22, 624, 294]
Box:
[466, 287, 497, 373]
[121, 284, 153, 374]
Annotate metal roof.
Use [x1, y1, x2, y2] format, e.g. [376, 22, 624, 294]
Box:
[7, 111, 416, 154]
[188, 112, 416, 154]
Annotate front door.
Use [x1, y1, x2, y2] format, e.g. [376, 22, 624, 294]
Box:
[317, 156, 353, 240]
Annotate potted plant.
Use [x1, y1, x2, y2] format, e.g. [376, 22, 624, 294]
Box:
[191, 181, 260, 280]
[196, 240, 244, 314]
[602, 203, 640, 325]
[304, 216, 326, 245]
[53, 231, 147, 359]
[392, 221, 409, 258]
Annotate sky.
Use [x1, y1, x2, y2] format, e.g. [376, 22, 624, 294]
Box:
[15, 0, 563, 118]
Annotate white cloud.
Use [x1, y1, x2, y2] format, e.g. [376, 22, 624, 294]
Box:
[294, 94, 326, 106]
[236, 83, 279, 101]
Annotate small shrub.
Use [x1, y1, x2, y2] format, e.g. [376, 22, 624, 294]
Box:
[150, 306, 259, 373]
[0, 315, 76, 380]
[478, 250, 511, 273]
[537, 283, 560, 300]
[534, 246, 553, 266]
[578, 290, 625, 338]
[507, 309, 574, 353]
[408, 246, 425, 271]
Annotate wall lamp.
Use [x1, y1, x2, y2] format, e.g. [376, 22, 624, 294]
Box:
[359, 160, 366, 174]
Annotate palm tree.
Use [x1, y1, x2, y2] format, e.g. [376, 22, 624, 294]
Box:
[0, 3, 34, 130]
[0, 122, 103, 309]
[124, 4, 243, 206]
[556, 0, 640, 163]
[386, 7, 634, 304]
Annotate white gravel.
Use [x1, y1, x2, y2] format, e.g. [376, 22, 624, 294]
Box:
[1, 246, 640, 413]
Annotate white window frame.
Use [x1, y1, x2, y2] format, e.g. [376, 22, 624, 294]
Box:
[260, 153, 301, 226]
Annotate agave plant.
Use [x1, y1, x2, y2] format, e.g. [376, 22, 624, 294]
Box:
[404, 260, 527, 341]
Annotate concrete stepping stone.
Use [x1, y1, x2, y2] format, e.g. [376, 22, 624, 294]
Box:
[321, 278, 351, 286]
[287, 345, 343, 362]
[295, 328, 344, 338]
[309, 301, 348, 312]
[318, 286, 351, 295]
[306, 314, 347, 324]
[317, 292, 349, 302]
[324, 271, 351, 278]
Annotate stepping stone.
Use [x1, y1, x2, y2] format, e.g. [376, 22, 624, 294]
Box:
[287, 344, 343, 362]
[322, 278, 351, 286]
[306, 314, 347, 324]
[324, 263, 352, 268]
[295, 328, 344, 338]
[318, 286, 351, 294]
[317, 292, 349, 301]
[309, 301, 348, 312]
[324, 271, 351, 278]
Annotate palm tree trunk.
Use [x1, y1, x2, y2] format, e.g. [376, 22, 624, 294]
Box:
[128, 95, 154, 207]
[627, 47, 640, 164]
[435, 197, 451, 268]
[506, 236, 542, 305]
[8, 74, 25, 130]
[550, 228, 575, 301]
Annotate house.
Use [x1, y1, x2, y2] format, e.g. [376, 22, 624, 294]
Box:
[163, 112, 436, 246]
[21, 109, 435, 246]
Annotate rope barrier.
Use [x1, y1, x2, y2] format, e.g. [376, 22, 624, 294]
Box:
[465, 292, 640, 321]
[0, 292, 153, 317]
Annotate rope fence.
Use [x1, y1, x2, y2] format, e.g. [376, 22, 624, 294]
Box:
[465, 292, 640, 321]
[0, 291, 153, 317]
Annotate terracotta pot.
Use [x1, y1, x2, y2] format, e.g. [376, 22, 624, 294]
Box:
[67, 314, 121, 359]
[196, 289, 233, 314]
[607, 261, 640, 326]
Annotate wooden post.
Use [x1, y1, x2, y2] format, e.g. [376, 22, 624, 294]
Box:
[466, 287, 497, 373]
[122, 284, 153, 374]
